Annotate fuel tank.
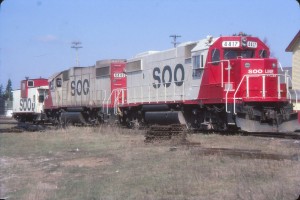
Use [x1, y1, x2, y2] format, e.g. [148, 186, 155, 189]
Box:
[142, 104, 169, 111]
[144, 111, 186, 125]
[60, 112, 86, 124]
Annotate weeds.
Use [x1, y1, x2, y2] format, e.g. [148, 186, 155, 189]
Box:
[0, 125, 299, 200]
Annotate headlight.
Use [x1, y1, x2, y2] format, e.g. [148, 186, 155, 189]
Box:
[272, 63, 276, 68]
[245, 62, 250, 68]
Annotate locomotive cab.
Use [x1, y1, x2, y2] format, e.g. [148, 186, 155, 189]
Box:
[12, 78, 49, 122]
[199, 33, 298, 132]
[118, 34, 299, 132]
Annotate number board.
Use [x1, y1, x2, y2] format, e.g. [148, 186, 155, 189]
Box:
[222, 41, 240, 48]
[247, 41, 257, 48]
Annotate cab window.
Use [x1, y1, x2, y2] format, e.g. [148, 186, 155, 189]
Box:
[224, 49, 254, 59]
[241, 50, 254, 58]
[211, 48, 220, 65]
[28, 80, 34, 87]
[224, 50, 238, 59]
[259, 50, 268, 58]
[56, 78, 62, 87]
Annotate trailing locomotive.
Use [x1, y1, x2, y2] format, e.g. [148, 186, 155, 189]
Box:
[12, 78, 49, 122]
[117, 33, 300, 132]
[44, 59, 126, 125]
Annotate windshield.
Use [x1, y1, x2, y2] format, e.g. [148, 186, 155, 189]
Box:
[224, 50, 254, 59]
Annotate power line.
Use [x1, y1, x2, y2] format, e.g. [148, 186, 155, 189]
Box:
[170, 34, 181, 48]
[71, 41, 82, 66]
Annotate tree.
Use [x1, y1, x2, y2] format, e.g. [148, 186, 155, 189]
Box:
[4, 79, 13, 101]
[0, 84, 3, 98]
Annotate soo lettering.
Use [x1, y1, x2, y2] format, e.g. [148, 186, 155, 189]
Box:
[152, 64, 184, 88]
[71, 79, 89, 96]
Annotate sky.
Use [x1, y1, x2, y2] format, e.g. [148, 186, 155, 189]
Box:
[0, 0, 299, 89]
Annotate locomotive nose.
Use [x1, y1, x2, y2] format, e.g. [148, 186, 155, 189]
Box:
[241, 58, 277, 76]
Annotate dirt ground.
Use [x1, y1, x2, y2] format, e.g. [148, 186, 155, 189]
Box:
[0, 118, 300, 200]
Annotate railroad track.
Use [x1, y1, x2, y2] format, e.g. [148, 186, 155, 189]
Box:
[0, 117, 53, 133]
[191, 129, 300, 140]
[0, 123, 51, 133]
[239, 131, 300, 140]
[2, 118, 300, 141]
[186, 146, 299, 161]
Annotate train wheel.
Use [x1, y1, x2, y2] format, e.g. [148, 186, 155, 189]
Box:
[130, 119, 140, 129]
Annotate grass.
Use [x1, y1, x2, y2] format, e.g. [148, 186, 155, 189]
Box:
[0, 125, 299, 200]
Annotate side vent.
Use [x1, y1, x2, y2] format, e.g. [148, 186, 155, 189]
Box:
[126, 60, 142, 72]
[185, 43, 197, 59]
[96, 66, 110, 77]
[62, 70, 69, 81]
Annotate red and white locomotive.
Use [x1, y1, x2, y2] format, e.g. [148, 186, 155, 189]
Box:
[12, 78, 49, 122]
[42, 33, 299, 132]
[44, 59, 127, 124]
[118, 33, 299, 132]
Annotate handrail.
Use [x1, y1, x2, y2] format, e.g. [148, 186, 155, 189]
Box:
[287, 76, 298, 104]
[232, 73, 297, 114]
[207, 59, 232, 113]
[113, 89, 125, 115]
[110, 62, 298, 116]
[232, 75, 247, 114]
[103, 88, 124, 114]
[100, 90, 107, 106]
[124, 80, 186, 105]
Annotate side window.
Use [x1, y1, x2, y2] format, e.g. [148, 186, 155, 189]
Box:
[201, 55, 204, 68]
[192, 54, 205, 79]
[211, 48, 220, 65]
[193, 55, 205, 69]
[259, 50, 268, 58]
[49, 81, 54, 90]
[192, 55, 200, 69]
[56, 78, 62, 87]
[28, 80, 34, 87]
[39, 95, 45, 103]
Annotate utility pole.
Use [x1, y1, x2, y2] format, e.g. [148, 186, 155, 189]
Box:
[71, 41, 82, 66]
[170, 34, 181, 48]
